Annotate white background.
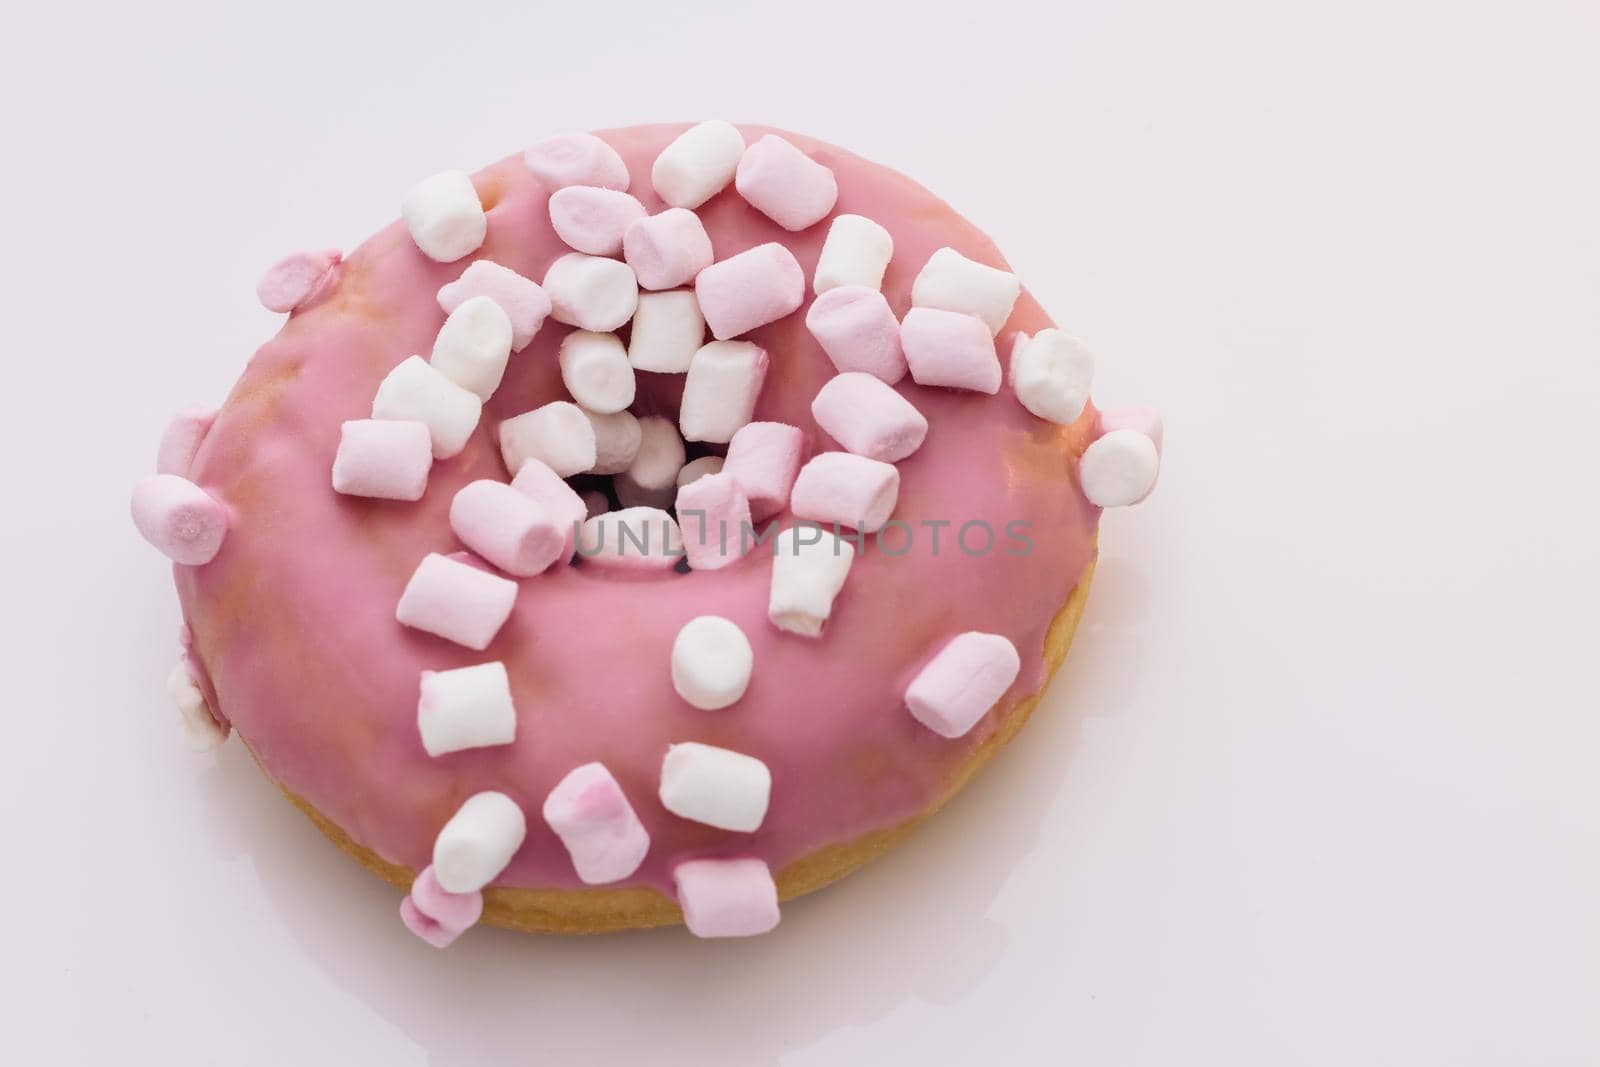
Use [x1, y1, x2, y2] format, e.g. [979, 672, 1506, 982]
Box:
[3, 0, 1597, 1063]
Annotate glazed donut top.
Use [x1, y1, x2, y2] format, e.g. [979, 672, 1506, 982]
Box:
[150, 123, 1155, 927]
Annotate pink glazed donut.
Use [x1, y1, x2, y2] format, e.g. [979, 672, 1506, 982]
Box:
[133, 123, 1164, 943]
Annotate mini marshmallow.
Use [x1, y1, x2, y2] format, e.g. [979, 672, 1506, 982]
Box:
[900, 307, 1002, 394]
[804, 286, 907, 383]
[543, 253, 639, 333]
[131, 474, 228, 565]
[499, 400, 597, 478]
[623, 208, 714, 292]
[767, 525, 855, 637]
[167, 658, 225, 752]
[431, 295, 514, 401]
[432, 791, 528, 893]
[674, 858, 780, 939]
[542, 763, 650, 885]
[789, 453, 900, 533]
[676, 455, 725, 487]
[1098, 405, 1165, 454]
[396, 552, 518, 651]
[1010, 329, 1094, 425]
[437, 260, 551, 352]
[1079, 428, 1161, 507]
[523, 131, 630, 192]
[723, 421, 806, 521]
[734, 134, 838, 231]
[256, 249, 341, 312]
[332, 419, 433, 501]
[671, 615, 754, 709]
[651, 120, 745, 209]
[617, 415, 686, 508]
[814, 214, 893, 294]
[675, 472, 752, 572]
[680, 340, 770, 443]
[558, 330, 636, 414]
[155, 405, 216, 476]
[371, 356, 483, 459]
[584, 408, 642, 475]
[904, 632, 1021, 739]
[402, 169, 486, 263]
[417, 661, 517, 756]
[578, 507, 683, 571]
[658, 741, 770, 832]
[910, 246, 1022, 335]
[510, 458, 587, 559]
[627, 289, 706, 372]
[695, 243, 805, 340]
[810, 373, 928, 462]
[401, 865, 484, 948]
[548, 185, 646, 256]
[449, 479, 565, 576]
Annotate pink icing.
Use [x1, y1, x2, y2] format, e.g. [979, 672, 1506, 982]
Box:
[175, 124, 1100, 897]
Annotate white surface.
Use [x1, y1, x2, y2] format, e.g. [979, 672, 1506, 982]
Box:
[3, 1, 1598, 1063]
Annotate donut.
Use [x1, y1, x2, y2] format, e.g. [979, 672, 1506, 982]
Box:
[131, 122, 1164, 943]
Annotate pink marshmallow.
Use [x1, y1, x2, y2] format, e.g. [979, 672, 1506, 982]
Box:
[734, 134, 838, 231]
[400, 865, 484, 948]
[155, 404, 217, 476]
[548, 186, 647, 257]
[449, 479, 566, 577]
[804, 285, 907, 383]
[542, 762, 651, 885]
[789, 452, 900, 533]
[509, 457, 587, 562]
[1097, 405, 1165, 455]
[810, 373, 928, 463]
[130, 474, 229, 566]
[673, 858, 780, 938]
[623, 208, 715, 291]
[904, 631, 1021, 739]
[695, 242, 805, 340]
[523, 131, 630, 192]
[900, 307, 1002, 394]
[675, 472, 753, 571]
[331, 419, 433, 501]
[396, 552, 518, 651]
[255, 249, 341, 313]
[438, 260, 552, 351]
[723, 421, 806, 521]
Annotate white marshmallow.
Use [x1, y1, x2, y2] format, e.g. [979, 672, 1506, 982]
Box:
[437, 260, 551, 352]
[617, 415, 686, 507]
[788, 452, 900, 533]
[577, 507, 683, 570]
[904, 632, 1021, 739]
[548, 186, 646, 256]
[671, 616, 754, 710]
[627, 289, 705, 373]
[558, 330, 636, 414]
[1079, 429, 1161, 507]
[583, 408, 641, 475]
[1011, 329, 1094, 425]
[543, 253, 639, 333]
[431, 295, 513, 400]
[432, 791, 528, 893]
[676, 455, 725, 487]
[814, 214, 894, 294]
[167, 659, 224, 752]
[417, 662, 517, 757]
[910, 246, 1021, 335]
[371, 356, 483, 459]
[658, 741, 770, 832]
[680, 341, 769, 444]
[651, 120, 745, 209]
[498, 400, 597, 478]
[541, 763, 650, 885]
[767, 525, 855, 637]
[401, 170, 486, 263]
[332, 419, 433, 501]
